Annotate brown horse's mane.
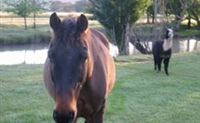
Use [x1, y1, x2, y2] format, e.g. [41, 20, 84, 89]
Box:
[52, 14, 80, 45]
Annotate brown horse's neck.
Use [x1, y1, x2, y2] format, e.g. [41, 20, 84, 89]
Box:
[80, 28, 110, 85]
[80, 29, 94, 85]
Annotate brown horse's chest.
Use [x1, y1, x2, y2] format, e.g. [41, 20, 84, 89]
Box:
[76, 81, 105, 118]
[76, 86, 94, 117]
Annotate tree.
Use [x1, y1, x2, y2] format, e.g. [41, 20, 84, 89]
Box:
[165, 0, 192, 30]
[89, 0, 151, 54]
[186, 0, 200, 28]
[165, 0, 200, 29]
[30, 0, 49, 28]
[0, 0, 6, 11]
[146, 3, 154, 23]
[5, 0, 32, 29]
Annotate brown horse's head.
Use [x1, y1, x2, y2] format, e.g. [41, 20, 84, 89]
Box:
[48, 13, 88, 123]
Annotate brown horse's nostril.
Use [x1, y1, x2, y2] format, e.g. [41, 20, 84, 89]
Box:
[53, 110, 75, 123]
[67, 111, 75, 120]
[53, 110, 60, 122]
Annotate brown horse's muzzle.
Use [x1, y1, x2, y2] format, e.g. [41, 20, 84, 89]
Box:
[53, 93, 77, 123]
[53, 109, 75, 123]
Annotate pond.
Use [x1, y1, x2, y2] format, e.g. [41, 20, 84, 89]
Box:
[0, 38, 199, 65]
[0, 44, 48, 65]
[129, 38, 200, 54]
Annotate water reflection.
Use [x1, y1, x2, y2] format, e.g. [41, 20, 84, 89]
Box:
[0, 49, 48, 65]
[0, 44, 48, 65]
[173, 39, 200, 53]
[0, 38, 199, 65]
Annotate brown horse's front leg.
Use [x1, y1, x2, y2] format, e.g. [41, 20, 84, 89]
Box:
[85, 104, 105, 123]
[73, 117, 78, 123]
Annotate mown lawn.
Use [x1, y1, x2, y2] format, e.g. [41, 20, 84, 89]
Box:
[0, 52, 200, 123]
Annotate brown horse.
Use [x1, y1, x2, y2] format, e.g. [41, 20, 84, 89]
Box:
[43, 13, 115, 123]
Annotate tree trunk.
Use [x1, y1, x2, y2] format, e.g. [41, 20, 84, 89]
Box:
[124, 24, 130, 55]
[174, 16, 181, 30]
[24, 17, 27, 30]
[152, 14, 155, 24]
[117, 25, 127, 55]
[174, 10, 184, 30]
[147, 13, 150, 23]
[187, 15, 191, 29]
[120, 24, 128, 55]
[153, 0, 157, 23]
[114, 25, 129, 55]
[189, 10, 200, 27]
[126, 27, 151, 54]
[192, 13, 200, 28]
[197, 19, 200, 27]
[33, 12, 36, 29]
[114, 15, 129, 55]
[114, 25, 122, 53]
[129, 39, 151, 54]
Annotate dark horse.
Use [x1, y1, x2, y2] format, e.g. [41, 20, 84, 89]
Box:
[43, 13, 116, 123]
[152, 28, 173, 75]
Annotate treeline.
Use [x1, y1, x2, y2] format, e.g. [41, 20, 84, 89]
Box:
[89, 0, 200, 54]
[2, 0, 49, 29]
[1, 0, 91, 29]
[146, 0, 200, 29]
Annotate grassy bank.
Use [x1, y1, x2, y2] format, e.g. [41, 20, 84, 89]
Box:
[0, 24, 51, 45]
[1, 23, 199, 45]
[0, 23, 101, 45]
[0, 12, 99, 45]
[0, 52, 200, 123]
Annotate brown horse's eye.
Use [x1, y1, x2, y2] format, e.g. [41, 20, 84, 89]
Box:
[81, 47, 88, 60]
[81, 53, 87, 60]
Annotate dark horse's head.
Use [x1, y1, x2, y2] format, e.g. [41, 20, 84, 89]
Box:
[165, 28, 173, 39]
[48, 13, 88, 123]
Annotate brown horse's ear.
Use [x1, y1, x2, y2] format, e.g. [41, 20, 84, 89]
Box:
[50, 12, 61, 31]
[76, 14, 88, 35]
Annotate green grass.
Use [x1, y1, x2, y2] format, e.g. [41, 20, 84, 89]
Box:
[107, 52, 200, 123]
[0, 52, 200, 123]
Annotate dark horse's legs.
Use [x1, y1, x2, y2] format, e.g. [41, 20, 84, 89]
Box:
[157, 58, 163, 72]
[153, 55, 157, 70]
[164, 58, 170, 75]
